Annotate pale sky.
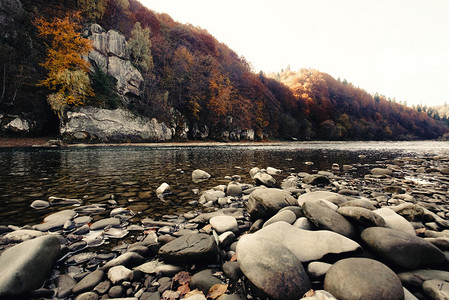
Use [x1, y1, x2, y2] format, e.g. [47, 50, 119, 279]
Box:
[140, 0, 449, 107]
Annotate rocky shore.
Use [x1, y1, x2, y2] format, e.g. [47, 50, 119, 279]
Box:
[1, 153, 449, 299]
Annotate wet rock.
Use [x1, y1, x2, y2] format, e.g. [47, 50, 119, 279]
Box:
[218, 231, 235, 248]
[189, 269, 223, 294]
[337, 206, 386, 227]
[236, 233, 311, 300]
[55, 274, 76, 298]
[30, 200, 50, 209]
[190, 208, 245, 223]
[90, 217, 121, 230]
[253, 222, 360, 262]
[0, 229, 43, 243]
[254, 172, 276, 187]
[361, 227, 446, 269]
[158, 233, 219, 264]
[156, 183, 170, 197]
[302, 200, 356, 238]
[263, 210, 297, 227]
[192, 169, 211, 183]
[0, 235, 60, 297]
[324, 257, 404, 300]
[48, 196, 83, 205]
[247, 188, 296, 218]
[34, 209, 78, 231]
[374, 207, 415, 235]
[72, 270, 105, 294]
[297, 191, 346, 206]
[102, 252, 145, 270]
[210, 215, 238, 234]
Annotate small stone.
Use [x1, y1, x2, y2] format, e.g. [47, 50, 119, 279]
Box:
[189, 269, 223, 294]
[108, 265, 132, 284]
[72, 270, 105, 294]
[90, 217, 120, 230]
[423, 279, 449, 300]
[210, 215, 238, 234]
[263, 210, 297, 227]
[108, 285, 125, 298]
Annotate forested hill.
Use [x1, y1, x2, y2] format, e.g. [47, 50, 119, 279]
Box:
[0, 0, 447, 140]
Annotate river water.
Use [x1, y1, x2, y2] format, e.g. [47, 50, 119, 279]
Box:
[1, 141, 448, 228]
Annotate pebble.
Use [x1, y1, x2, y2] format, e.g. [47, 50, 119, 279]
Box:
[4, 155, 449, 300]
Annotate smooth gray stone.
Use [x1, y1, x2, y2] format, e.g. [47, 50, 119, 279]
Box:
[339, 198, 376, 210]
[0, 229, 43, 243]
[72, 270, 105, 294]
[108, 266, 132, 284]
[324, 258, 404, 300]
[158, 233, 218, 263]
[302, 200, 356, 238]
[102, 252, 145, 270]
[192, 169, 211, 183]
[210, 215, 238, 234]
[337, 206, 386, 227]
[189, 269, 223, 294]
[236, 233, 311, 300]
[297, 191, 346, 206]
[0, 235, 60, 297]
[247, 188, 296, 218]
[423, 279, 449, 300]
[263, 210, 297, 227]
[307, 262, 332, 279]
[361, 227, 446, 269]
[302, 174, 330, 185]
[254, 172, 276, 187]
[74, 291, 99, 300]
[222, 261, 243, 282]
[253, 222, 360, 262]
[90, 217, 121, 230]
[374, 207, 415, 235]
[55, 274, 76, 298]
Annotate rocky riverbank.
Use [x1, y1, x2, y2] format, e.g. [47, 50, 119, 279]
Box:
[1, 153, 449, 299]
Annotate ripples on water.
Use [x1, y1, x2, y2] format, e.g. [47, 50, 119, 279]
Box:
[1, 141, 448, 227]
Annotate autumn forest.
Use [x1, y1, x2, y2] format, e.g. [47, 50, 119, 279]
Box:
[1, 0, 448, 140]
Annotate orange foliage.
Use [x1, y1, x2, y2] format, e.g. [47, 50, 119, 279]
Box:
[34, 11, 94, 106]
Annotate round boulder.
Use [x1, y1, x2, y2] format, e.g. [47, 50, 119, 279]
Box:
[247, 188, 296, 219]
[236, 233, 311, 300]
[302, 200, 356, 239]
[361, 227, 446, 269]
[210, 215, 238, 234]
[324, 257, 404, 300]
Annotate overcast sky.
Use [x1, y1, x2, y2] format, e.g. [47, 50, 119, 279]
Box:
[140, 0, 449, 107]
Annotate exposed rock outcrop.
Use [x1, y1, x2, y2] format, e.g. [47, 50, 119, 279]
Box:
[61, 106, 172, 142]
[86, 24, 143, 97]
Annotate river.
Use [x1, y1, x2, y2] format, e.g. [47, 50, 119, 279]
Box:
[1, 141, 448, 227]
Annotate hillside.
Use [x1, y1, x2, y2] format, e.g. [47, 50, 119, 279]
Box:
[0, 0, 447, 141]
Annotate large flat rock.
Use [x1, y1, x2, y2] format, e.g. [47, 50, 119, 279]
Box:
[158, 233, 218, 264]
[254, 221, 360, 262]
[361, 227, 446, 269]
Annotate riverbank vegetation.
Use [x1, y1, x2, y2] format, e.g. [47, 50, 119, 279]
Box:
[0, 0, 447, 140]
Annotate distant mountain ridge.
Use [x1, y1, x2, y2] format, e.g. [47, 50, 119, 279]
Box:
[0, 0, 447, 141]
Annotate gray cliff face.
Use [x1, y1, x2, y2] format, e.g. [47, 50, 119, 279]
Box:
[86, 24, 143, 97]
[61, 106, 172, 142]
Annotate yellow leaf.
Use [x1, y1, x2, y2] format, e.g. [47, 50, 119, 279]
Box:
[207, 284, 228, 299]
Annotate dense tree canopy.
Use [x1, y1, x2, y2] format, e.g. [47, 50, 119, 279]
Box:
[1, 0, 447, 139]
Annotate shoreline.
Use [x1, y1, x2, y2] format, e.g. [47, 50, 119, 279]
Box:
[0, 153, 448, 298]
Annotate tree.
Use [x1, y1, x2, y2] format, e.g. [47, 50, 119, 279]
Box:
[128, 22, 153, 73]
[78, 0, 107, 22]
[34, 12, 94, 117]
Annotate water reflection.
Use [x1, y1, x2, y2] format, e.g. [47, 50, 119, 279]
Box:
[1, 141, 448, 227]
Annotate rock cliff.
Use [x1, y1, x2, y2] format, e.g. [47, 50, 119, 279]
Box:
[86, 24, 143, 97]
[61, 106, 172, 142]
